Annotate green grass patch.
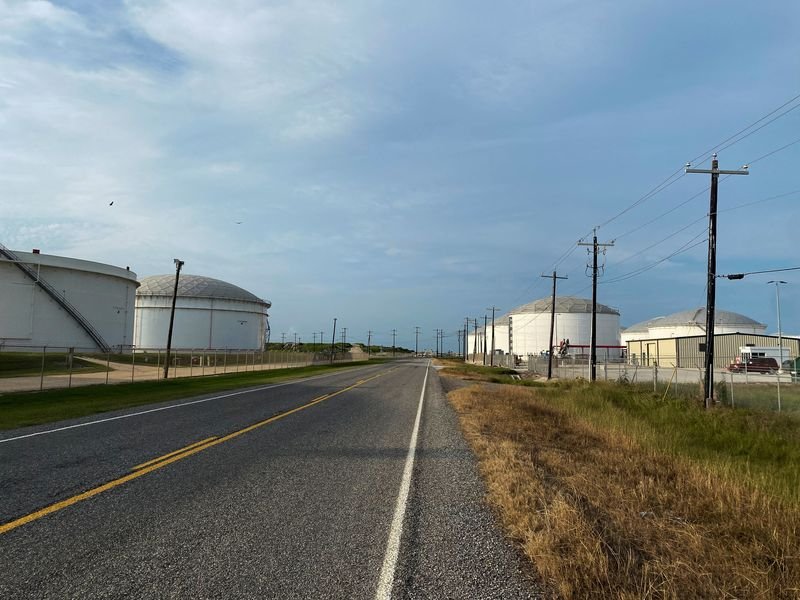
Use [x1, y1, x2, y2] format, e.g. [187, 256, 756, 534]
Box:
[0, 360, 381, 431]
[0, 352, 107, 378]
[534, 380, 800, 504]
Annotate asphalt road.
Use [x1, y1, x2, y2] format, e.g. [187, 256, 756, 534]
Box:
[0, 360, 542, 599]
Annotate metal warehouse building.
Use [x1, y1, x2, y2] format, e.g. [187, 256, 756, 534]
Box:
[622, 307, 777, 368]
[626, 333, 799, 369]
[133, 274, 271, 350]
[0, 246, 138, 351]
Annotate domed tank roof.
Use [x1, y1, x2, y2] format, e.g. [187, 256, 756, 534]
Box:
[625, 307, 764, 332]
[513, 296, 619, 316]
[137, 274, 270, 307]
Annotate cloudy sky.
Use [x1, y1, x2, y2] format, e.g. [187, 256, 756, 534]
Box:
[2, 0, 799, 351]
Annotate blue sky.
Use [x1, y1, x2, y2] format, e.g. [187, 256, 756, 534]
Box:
[1, 0, 799, 352]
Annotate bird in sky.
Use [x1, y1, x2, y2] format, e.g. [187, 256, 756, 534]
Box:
[109, 201, 114, 206]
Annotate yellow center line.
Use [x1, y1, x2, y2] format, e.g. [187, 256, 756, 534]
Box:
[0, 368, 394, 536]
[132, 437, 218, 471]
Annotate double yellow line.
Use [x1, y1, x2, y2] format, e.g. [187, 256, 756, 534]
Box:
[0, 369, 392, 536]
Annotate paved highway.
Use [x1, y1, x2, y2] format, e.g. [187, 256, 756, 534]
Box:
[0, 360, 541, 599]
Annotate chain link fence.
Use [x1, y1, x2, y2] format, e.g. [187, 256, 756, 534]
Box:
[0, 344, 361, 393]
[519, 352, 800, 413]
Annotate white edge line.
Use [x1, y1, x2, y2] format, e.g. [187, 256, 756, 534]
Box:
[375, 360, 429, 600]
[0, 365, 381, 445]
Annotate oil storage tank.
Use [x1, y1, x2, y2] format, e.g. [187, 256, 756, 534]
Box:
[509, 296, 621, 358]
[0, 246, 138, 351]
[134, 274, 270, 350]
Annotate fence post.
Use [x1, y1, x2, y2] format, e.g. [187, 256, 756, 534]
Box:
[40, 346, 46, 391]
[653, 363, 658, 393]
[68, 347, 74, 388]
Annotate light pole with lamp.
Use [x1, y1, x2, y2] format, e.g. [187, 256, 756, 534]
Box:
[164, 258, 184, 380]
[769, 280, 787, 412]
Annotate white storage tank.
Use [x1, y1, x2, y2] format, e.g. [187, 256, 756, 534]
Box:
[134, 274, 270, 350]
[0, 246, 138, 351]
[621, 308, 766, 346]
[509, 296, 622, 358]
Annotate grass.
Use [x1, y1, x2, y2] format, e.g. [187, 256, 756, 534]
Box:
[0, 352, 107, 378]
[439, 360, 800, 598]
[0, 360, 378, 431]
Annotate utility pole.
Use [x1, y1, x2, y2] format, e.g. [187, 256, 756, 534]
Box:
[330, 318, 337, 364]
[579, 230, 613, 381]
[483, 315, 488, 365]
[463, 318, 469, 361]
[313, 332, 317, 347]
[472, 319, 478, 361]
[541, 271, 568, 380]
[486, 307, 500, 366]
[457, 329, 462, 358]
[415, 326, 420, 356]
[367, 330, 372, 358]
[686, 154, 749, 408]
[281, 332, 286, 344]
[434, 329, 439, 357]
[392, 329, 396, 357]
[163, 258, 184, 380]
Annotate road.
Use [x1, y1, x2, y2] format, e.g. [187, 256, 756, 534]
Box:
[0, 360, 541, 599]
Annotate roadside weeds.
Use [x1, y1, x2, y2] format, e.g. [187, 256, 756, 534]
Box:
[448, 382, 800, 599]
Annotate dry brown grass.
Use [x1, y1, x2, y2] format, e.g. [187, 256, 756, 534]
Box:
[449, 382, 800, 599]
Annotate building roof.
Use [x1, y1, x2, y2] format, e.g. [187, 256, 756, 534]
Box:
[624, 307, 764, 333]
[137, 274, 271, 307]
[512, 296, 619, 316]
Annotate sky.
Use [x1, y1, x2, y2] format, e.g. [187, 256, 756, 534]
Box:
[1, 0, 799, 352]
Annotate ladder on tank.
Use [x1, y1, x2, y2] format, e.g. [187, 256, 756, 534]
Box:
[0, 243, 111, 352]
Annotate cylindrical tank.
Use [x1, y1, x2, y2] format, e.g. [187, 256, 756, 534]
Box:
[0, 249, 138, 351]
[509, 296, 621, 358]
[134, 274, 270, 350]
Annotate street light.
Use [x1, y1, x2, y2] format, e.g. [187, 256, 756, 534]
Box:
[768, 280, 787, 368]
[164, 258, 184, 380]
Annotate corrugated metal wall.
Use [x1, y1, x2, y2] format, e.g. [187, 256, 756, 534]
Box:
[627, 334, 799, 368]
[676, 333, 799, 368]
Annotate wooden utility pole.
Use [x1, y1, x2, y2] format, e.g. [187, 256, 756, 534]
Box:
[486, 307, 500, 366]
[392, 329, 396, 357]
[330, 318, 337, 364]
[482, 315, 488, 365]
[579, 231, 613, 381]
[686, 154, 749, 408]
[541, 271, 568, 380]
[415, 326, 420, 356]
[163, 258, 184, 380]
[367, 330, 372, 358]
[463, 318, 469, 361]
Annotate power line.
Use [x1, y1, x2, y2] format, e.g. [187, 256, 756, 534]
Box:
[688, 91, 800, 165]
[718, 266, 800, 279]
[601, 230, 708, 285]
[595, 91, 800, 234]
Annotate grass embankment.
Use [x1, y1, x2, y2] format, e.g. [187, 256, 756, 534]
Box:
[0, 352, 107, 378]
[0, 361, 377, 431]
[439, 361, 800, 599]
